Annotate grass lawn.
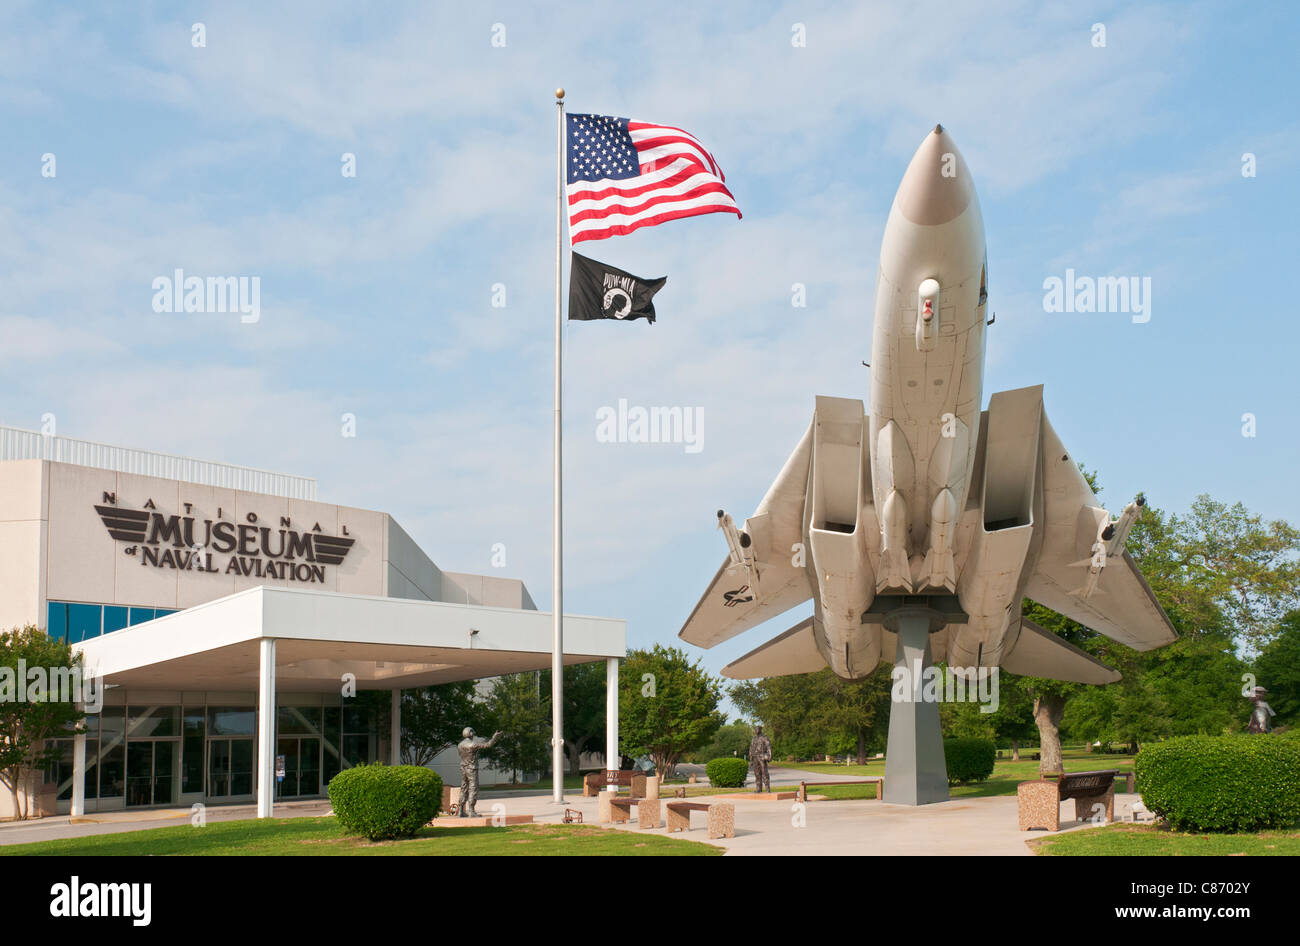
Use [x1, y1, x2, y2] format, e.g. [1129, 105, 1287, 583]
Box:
[659, 784, 750, 798]
[0, 816, 721, 857]
[782, 746, 1135, 799]
[1030, 823, 1300, 856]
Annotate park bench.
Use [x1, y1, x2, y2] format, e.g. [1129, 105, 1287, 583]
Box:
[608, 795, 660, 828]
[795, 778, 883, 803]
[1018, 769, 1119, 831]
[583, 769, 642, 797]
[665, 800, 735, 839]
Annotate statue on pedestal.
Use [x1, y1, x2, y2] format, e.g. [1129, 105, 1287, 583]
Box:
[1248, 687, 1275, 734]
[457, 727, 502, 817]
[750, 724, 772, 793]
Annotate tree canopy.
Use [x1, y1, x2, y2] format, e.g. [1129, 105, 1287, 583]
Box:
[0, 626, 87, 820]
[619, 645, 724, 778]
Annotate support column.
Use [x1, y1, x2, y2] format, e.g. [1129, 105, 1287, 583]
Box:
[390, 689, 402, 765]
[71, 722, 86, 818]
[605, 656, 619, 793]
[256, 637, 276, 819]
[883, 610, 949, 805]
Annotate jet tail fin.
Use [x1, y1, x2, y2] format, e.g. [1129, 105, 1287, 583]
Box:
[721, 617, 826, 680]
[1001, 617, 1120, 685]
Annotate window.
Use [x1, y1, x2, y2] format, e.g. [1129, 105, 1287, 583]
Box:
[103, 607, 130, 634]
[182, 709, 205, 794]
[127, 705, 179, 739]
[208, 706, 255, 736]
[67, 604, 102, 643]
[277, 705, 323, 735]
[43, 601, 183, 642]
[97, 708, 126, 800]
[46, 602, 68, 643]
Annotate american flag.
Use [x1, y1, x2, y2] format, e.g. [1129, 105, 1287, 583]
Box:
[565, 113, 741, 244]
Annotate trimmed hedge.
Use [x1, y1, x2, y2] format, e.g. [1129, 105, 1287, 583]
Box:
[705, 757, 749, 788]
[327, 763, 443, 841]
[944, 738, 996, 785]
[1136, 734, 1300, 832]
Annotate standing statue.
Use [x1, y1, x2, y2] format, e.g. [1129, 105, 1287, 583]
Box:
[457, 727, 502, 817]
[1248, 687, 1276, 734]
[750, 724, 773, 793]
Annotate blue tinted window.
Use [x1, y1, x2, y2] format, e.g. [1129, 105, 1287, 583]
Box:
[154, 609, 177, 619]
[103, 606, 130, 634]
[46, 602, 69, 642]
[128, 608, 155, 626]
[67, 604, 102, 643]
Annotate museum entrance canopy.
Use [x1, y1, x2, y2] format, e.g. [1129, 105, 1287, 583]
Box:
[77, 585, 625, 691]
[69, 585, 625, 819]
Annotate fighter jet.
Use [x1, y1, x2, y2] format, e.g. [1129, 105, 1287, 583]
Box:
[679, 126, 1177, 688]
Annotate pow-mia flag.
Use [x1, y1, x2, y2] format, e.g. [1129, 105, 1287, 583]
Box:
[568, 251, 666, 324]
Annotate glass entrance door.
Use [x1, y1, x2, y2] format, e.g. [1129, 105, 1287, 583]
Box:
[207, 738, 255, 799]
[276, 737, 321, 798]
[125, 741, 177, 807]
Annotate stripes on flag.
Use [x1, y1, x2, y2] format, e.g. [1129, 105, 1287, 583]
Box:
[565, 115, 741, 244]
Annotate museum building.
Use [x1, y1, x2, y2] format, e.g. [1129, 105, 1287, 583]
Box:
[0, 426, 625, 819]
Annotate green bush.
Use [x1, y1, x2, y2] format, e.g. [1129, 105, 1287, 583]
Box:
[1136, 734, 1300, 832]
[944, 738, 995, 785]
[705, 757, 749, 788]
[327, 763, 443, 841]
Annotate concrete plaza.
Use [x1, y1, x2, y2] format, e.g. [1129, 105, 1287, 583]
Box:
[0, 766, 1135, 855]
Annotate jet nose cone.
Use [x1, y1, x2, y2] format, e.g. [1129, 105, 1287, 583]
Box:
[896, 125, 974, 225]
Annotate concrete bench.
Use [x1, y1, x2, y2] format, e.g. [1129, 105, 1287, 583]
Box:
[1018, 770, 1118, 831]
[665, 800, 734, 839]
[584, 770, 653, 798]
[795, 778, 883, 803]
[607, 796, 660, 828]
[584, 770, 635, 797]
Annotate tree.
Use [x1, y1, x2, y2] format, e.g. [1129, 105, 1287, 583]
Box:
[482, 672, 549, 783]
[0, 626, 86, 820]
[686, 721, 754, 764]
[1161, 495, 1300, 646]
[1018, 600, 1098, 773]
[400, 681, 483, 767]
[732, 666, 892, 762]
[986, 674, 1038, 759]
[1254, 610, 1300, 725]
[1021, 486, 1299, 770]
[539, 662, 609, 777]
[1139, 634, 1246, 736]
[619, 645, 725, 779]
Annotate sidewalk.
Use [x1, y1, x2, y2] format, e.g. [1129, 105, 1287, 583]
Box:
[0, 771, 1125, 855]
[0, 799, 332, 847]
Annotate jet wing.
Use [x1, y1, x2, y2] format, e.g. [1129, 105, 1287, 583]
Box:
[679, 421, 814, 648]
[1023, 550, 1177, 651]
[1022, 414, 1178, 651]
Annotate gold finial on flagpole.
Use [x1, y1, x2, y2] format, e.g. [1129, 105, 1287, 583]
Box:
[555, 88, 565, 101]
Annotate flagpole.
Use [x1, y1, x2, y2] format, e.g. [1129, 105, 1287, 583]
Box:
[551, 86, 566, 804]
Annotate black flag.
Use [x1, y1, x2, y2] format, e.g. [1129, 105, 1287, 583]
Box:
[568, 251, 666, 324]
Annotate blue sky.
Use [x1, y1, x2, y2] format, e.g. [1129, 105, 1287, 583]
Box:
[2, 2, 1297, 710]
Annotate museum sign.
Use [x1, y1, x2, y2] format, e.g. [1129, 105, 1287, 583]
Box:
[94, 493, 355, 584]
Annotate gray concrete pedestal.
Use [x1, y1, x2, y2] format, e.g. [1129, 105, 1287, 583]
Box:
[882, 609, 949, 805]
